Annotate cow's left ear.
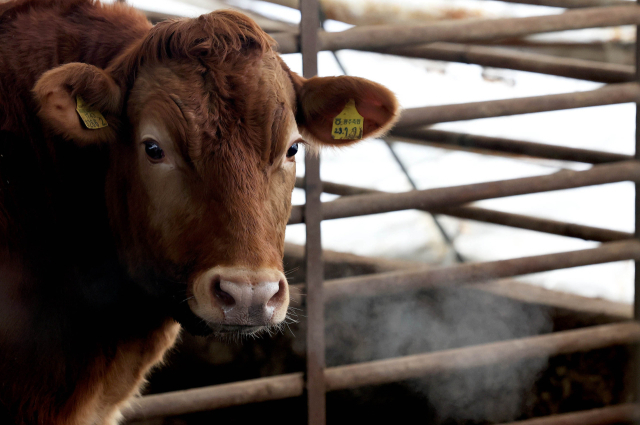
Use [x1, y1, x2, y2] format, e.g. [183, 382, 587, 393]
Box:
[33, 63, 121, 146]
[291, 74, 400, 147]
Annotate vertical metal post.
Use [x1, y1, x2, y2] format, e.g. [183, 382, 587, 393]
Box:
[634, 5, 640, 419]
[300, 1, 325, 425]
[635, 1, 640, 321]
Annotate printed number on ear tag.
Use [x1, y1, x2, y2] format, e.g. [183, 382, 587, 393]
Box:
[332, 99, 363, 140]
[76, 96, 108, 130]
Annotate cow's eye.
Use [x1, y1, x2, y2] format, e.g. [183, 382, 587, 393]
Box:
[286, 143, 298, 158]
[143, 140, 164, 161]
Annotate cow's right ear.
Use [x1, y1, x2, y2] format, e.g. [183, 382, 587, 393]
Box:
[33, 63, 121, 146]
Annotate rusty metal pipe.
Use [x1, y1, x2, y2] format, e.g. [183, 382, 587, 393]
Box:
[324, 321, 640, 390]
[320, 240, 640, 301]
[490, 0, 629, 8]
[288, 161, 640, 224]
[300, 0, 327, 423]
[432, 206, 632, 242]
[396, 82, 640, 128]
[499, 403, 640, 425]
[272, 6, 640, 54]
[259, 0, 629, 12]
[389, 128, 633, 164]
[123, 373, 304, 422]
[375, 43, 635, 84]
[293, 177, 633, 242]
[122, 322, 640, 421]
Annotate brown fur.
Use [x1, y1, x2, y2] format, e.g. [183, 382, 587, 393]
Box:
[0, 0, 399, 423]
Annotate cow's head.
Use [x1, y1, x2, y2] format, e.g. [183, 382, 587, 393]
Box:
[32, 10, 399, 336]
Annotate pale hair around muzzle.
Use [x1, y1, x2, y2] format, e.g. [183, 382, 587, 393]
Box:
[189, 266, 289, 327]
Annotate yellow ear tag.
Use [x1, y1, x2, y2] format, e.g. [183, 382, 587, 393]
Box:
[332, 99, 363, 140]
[76, 96, 108, 129]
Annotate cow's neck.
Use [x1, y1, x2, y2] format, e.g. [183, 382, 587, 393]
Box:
[2, 137, 170, 333]
[0, 0, 166, 339]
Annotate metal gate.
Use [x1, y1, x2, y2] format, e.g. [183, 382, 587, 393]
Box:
[123, 1, 640, 423]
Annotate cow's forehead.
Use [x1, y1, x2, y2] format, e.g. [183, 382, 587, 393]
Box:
[127, 54, 296, 162]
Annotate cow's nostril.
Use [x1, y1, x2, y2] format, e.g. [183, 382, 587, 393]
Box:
[267, 279, 287, 308]
[213, 278, 235, 307]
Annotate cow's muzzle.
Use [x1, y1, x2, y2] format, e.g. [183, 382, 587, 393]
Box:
[188, 266, 289, 333]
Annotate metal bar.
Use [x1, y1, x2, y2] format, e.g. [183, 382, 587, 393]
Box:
[288, 161, 640, 224]
[321, 240, 640, 301]
[389, 128, 633, 164]
[473, 280, 633, 319]
[298, 178, 378, 196]
[634, 0, 640, 323]
[255, 0, 629, 12]
[486, 0, 630, 8]
[396, 82, 640, 128]
[631, 0, 640, 410]
[499, 404, 640, 425]
[324, 321, 640, 391]
[272, 6, 640, 54]
[135, 4, 296, 31]
[374, 43, 635, 84]
[122, 322, 640, 421]
[293, 178, 632, 242]
[433, 205, 632, 242]
[300, 1, 325, 424]
[122, 373, 304, 422]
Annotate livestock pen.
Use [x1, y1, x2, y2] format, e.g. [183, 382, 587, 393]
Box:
[122, 0, 640, 423]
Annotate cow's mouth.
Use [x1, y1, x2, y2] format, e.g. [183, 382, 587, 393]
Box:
[171, 299, 270, 337]
[214, 324, 265, 335]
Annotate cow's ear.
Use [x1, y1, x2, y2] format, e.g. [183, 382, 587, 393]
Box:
[292, 74, 400, 147]
[33, 63, 121, 146]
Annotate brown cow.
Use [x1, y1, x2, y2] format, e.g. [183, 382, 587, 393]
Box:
[0, 0, 399, 423]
